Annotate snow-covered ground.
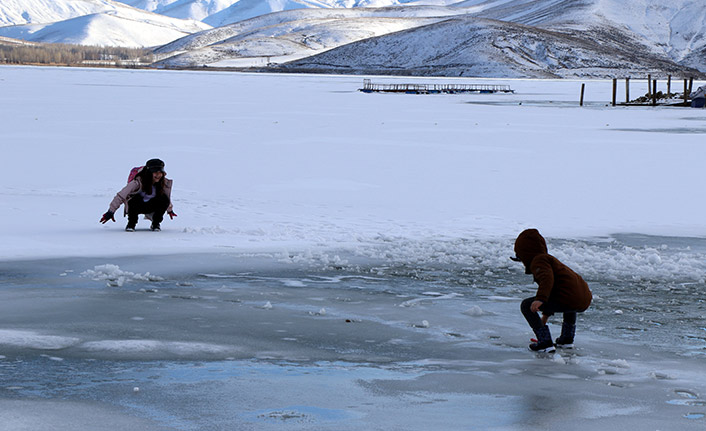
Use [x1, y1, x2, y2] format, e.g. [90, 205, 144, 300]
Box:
[2, 66, 705, 261]
[1, 65, 706, 430]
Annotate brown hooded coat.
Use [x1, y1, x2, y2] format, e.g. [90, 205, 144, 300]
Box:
[514, 229, 592, 312]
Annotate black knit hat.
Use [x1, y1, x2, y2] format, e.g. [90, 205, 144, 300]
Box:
[145, 158, 165, 173]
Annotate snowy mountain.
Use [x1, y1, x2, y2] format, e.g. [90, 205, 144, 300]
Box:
[0, 3, 211, 47]
[153, 6, 472, 66]
[115, 0, 468, 25]
[0, 0, 141, 26]
[0, 0, 463, 48]
[278, 16, 700, 78]
[201, 0, 459, 27]
[461, 0, 706, 70]
[153, 0, 705, 78]
[119, 0, 241, 22]
[2, 0, 704, 77]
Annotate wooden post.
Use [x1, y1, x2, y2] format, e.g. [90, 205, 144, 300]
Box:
[580, 83, 585, 106]
[612, 78, 617, 106]
[652, 80, 657, 106]
[667, 75, 671, 95]
[626, 77, 630, 103]
[684, 79, 689, 105]
[647, 74, 651, 96]
[689, 77, 694, 94]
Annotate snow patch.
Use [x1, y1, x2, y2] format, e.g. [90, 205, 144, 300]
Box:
[462, 305, 486, 316]
[81, 339, 231, 355]
[81, 264, 164, 287]
[0, 329, 80, 350]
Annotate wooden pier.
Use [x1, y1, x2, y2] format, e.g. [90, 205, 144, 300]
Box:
[360, 79, 513, 94]
[596, 75, 704, 108]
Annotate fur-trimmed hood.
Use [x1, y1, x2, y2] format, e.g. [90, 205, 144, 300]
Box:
[514, 228, 547, 274]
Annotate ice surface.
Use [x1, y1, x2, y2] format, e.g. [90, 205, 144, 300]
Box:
[1, 249, 706, 430]
[0, 66, 705, 429]
[0, 399, 173, 431]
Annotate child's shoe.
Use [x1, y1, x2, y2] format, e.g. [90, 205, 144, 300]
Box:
[150, 223, 161, 232]
[529, 325, 555, 353]
[530, 339, 556, 352]
[555, 322, 576, 349]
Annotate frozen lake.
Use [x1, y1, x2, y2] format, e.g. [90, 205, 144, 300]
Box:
[1, 234, 706, 430]
[1, 65, 706, 429]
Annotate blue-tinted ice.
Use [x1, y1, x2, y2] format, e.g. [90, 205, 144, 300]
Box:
[0, 235, 705, 430]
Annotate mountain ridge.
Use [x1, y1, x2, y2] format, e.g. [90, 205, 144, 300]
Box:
[275, 15, 702, 78]
[1, 0, 704, 78]
[0, 3, 211, 48]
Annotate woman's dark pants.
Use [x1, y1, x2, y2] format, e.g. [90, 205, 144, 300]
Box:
[127, 195, 169, 226]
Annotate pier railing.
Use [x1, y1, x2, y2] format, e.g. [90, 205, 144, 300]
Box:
[360, 79, 513, 94]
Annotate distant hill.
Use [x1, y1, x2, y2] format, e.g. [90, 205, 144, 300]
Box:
[119, 0, 241, 22]
[460, 0, 706, 73]
[277, 16, 701, 78]
[152, 0, 706, 77]
[153, 6, 471, 66]
[1, 0, 704, 78]
[113, 0, 470, 25]
[0, 0, 140, 26]
[0, 6, 210, 47]
[201, 0, 464, 27]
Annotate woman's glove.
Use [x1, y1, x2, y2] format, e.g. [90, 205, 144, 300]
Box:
[100, 211, 115, 224]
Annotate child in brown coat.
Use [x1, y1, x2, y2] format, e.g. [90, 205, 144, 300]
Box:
[512, 229, 592, 352]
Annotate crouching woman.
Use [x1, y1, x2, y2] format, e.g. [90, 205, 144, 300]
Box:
[100, 158, 176, 232]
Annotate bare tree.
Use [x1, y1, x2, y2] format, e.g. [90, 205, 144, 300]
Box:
[0, 42, 153, 66]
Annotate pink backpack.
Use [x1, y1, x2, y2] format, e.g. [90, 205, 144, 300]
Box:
[127, 166, 143, 183]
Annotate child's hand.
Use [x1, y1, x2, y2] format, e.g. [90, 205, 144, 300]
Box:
[530, 300, 543, 313]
